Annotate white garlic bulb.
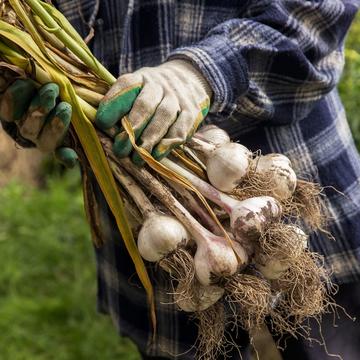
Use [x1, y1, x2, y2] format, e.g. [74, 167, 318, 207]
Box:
[138, 215, 190, 262]
[195, 125, 230, 146]
[255, 154, 297, 200]
[175, 283, 225, 312]
[256, 226, 308, 280]
[206, 142, 251, 193]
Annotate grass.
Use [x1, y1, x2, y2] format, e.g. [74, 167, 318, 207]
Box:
[339, 12, 360, 149]
[0, 168, 140, 360]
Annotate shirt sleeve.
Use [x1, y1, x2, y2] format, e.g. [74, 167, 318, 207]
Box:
[168, 0, 359, 124]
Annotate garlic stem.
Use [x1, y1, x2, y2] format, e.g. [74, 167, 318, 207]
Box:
[182, 146, 207, 171]
[161, 158, 239, 213]
[188, 137, 216, 159]
[165, 179, 222, 235]
[73, 85, 104, 106]
[116, 158, 246, 285]
[161, 158, 282, 249]
[119, 158, 219, 243]
[110, 163, 156, 218]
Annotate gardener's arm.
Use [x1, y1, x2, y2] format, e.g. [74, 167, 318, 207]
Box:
[169, 0, 359, 123]
[96, 0, 359, 162]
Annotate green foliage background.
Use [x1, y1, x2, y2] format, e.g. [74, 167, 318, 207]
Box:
[0, 13, 359, 360]
[339, 13, 360, 149]
[0, 169, 141, 359]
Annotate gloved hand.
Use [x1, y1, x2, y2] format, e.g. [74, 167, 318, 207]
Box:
[96, 59, 212, 165]
[0, 79, 78, 168]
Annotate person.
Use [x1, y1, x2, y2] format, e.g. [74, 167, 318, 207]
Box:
[1, 0, 360, 358]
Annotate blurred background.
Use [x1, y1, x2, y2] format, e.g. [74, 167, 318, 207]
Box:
[0, 14, 360, 360]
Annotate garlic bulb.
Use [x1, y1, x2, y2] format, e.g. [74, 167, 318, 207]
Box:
[206, 142, 251, 192]
[161, 159, 282, 247]
[255, 154, 297, 200]
[194, 234, 239, 286]
[138, 214, 190, 262]
[175, 283, 225, 312]
[291, 225, 308, 250]
[110, 163, 191, 263]
[256, 260, 290, 280]
[256, 226, 308, 280]
[231, 196, 282, 242]
[195, 125, 230, 146]
[120, 158, 248, 281]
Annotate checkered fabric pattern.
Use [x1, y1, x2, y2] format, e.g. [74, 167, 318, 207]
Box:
[34, 0, 360, 357]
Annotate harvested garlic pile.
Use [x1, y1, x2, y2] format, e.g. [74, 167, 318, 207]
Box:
[101, 125, 329, 360]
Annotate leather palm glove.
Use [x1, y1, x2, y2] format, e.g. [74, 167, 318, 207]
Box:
[96, 60, 212, 165]
[0, 79, 77, 168]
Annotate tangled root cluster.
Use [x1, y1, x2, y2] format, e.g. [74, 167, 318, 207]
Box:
[195, 302, 228, 360]
[269, 251, 333, 338]
[256, 223, 306, 266]
[225, 273, 272, 332]
[159, 247, 196, 302]
[232, 171, 277, 201]
[284, 179, 326, 231]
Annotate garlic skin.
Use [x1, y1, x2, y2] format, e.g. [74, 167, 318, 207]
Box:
[138, 215, 190, 262]
[175, 283, 225, 312]
[194, 236, 239, 286]
[289, 225, 308, 250]
[257, 260, 289, 280]
[231, 196, 282, 242]
[206, 143, 251, 193]
[195, 125, 230, 146]
[256, 226, 308, 280]
[255, 154, 297, 200]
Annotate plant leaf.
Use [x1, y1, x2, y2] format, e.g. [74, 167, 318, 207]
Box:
[0, 12, 156, 334]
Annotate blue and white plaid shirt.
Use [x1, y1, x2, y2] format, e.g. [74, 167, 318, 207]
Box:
[54, 0, 360, 357]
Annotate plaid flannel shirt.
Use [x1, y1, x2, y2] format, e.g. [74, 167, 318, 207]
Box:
[54, 0, 360, 357]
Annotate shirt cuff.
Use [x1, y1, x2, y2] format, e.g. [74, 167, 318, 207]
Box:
[168, 34, 249, 116]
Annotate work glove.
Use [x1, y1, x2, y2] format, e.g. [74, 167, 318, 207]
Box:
[96, 59, 212, 165]
[0, 78, 78, 168]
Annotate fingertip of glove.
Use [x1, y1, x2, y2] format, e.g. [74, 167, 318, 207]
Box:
[96, 86, 141, 129]
[1, 79, 37, 122]
[55, 147, 78, 168]
[153, 141, 183, 161]
[39, 83, 60, 97]
[152, 146, 169, 162]
[55, 102, 72, 126]
[95, 103, 116, 130]
[131, 152, 145, 166]
[113, 133, 133, 158]
[11, 78, 36, 91]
